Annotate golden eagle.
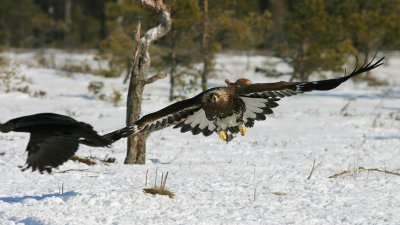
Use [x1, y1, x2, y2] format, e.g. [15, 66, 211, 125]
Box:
[109, 56, 384, 142]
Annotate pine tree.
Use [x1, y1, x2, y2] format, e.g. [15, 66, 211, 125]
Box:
[100, 0, 144, 77]
[164, 0, 202, 100]
[327, 0, 400, 54]
[276, 0, 357, 81]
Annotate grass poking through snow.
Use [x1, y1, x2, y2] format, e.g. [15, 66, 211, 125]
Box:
[143, 168, 175, 198]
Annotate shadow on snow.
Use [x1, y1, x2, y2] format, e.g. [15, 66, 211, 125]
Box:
[0, 191, 78, 203]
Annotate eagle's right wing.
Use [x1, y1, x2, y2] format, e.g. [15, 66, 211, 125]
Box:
[103, 93, 206, 142]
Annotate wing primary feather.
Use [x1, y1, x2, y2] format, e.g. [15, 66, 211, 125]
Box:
[202, 129, 213, 136]
[180, 124, 192, 133]
[255, 113, 266, 121]
[149, 123, 156, 131]
[191, 124, 202, 135]
[245, 119, 255, 128]
[262, 107, 274, 114]
[273, 91, 285, 98]
[265, 101, 279, 108]
[167, 116, 175, 124]
[155, 121, 162, 129]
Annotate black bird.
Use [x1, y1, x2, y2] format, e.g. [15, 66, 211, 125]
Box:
[0, 113, 112, 173]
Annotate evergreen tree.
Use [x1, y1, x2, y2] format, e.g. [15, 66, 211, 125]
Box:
[327, 0, 400, 54]
[164, 0, 202, 100]
[100, 0, 144, 77]
[276, 0, 357, 81]
[0, 0, 43, 47]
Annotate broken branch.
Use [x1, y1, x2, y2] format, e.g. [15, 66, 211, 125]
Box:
[137, 0, 167, 12]
[144, 73, 167, 84]
[329, 167, 400, 179]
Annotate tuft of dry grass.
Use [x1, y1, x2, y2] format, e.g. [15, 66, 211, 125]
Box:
[89, 155, 116, 164]
[70, 155, 116, 166]
[271, 191, 287, 196]
[143, 187, 175, 198]
[143, 168, 175, 198]
[70, 155, 97, 166]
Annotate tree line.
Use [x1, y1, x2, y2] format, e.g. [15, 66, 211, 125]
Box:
[1, 0, 399, 91]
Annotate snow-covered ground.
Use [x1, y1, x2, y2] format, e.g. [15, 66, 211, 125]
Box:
[0, 50, 399, 225]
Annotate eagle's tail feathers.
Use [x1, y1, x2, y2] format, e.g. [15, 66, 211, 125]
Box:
[100, 125, 139, 143]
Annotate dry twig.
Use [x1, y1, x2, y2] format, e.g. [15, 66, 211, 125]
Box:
[58, 183, 64, 194]
[329, 167, 400, 179]
[252, 167, 258, 202]
[54, 169, 100, 174]
[339, 98, 354, 116]
[307, 158, 322, 180]
[145, 169, 149, 186]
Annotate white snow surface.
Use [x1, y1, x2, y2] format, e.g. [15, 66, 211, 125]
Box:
[0, 51, 400, 225]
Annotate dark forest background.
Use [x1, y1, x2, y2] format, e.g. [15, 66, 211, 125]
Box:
[0, 0, 399, 84]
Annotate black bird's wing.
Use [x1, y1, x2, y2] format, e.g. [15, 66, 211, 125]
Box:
[0, 113, 112, 173]
[22, 132, 80, 173]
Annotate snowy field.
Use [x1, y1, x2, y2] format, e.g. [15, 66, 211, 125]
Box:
[0, 50, 399, 225]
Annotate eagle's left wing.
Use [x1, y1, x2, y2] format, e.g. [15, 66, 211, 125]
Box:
[235, 57, 384, 126]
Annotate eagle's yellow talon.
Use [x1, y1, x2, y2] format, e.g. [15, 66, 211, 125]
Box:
[239, 125, 247, 136]
[219, 130, 227, 142]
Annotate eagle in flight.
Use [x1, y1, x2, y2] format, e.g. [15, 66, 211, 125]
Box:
[110, 56, 384, 142]
[0, 56, 384, 173]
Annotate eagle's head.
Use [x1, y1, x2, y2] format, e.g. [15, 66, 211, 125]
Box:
[205, 89, 230, 104]
[209, 93, 219, 103]
[225, 78, 252, 87]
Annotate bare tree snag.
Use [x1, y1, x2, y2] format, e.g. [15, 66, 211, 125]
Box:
[144, 73, 167, 84]
[201, 0, 210, 91]
[169, 27, 177, 101]
[125, 0, 171, 164]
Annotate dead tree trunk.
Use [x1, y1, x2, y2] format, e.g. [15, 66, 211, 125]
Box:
[169, 27, 177, 101]
[125, 0, 171, 164]
[65, 0, 72, 26]
[201, 0, 210, 91]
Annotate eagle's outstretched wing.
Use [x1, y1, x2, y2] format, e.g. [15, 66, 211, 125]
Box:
[235, 56, 384, 127]
[238, 56, 384, 96]
[103, 93, 205, 142]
